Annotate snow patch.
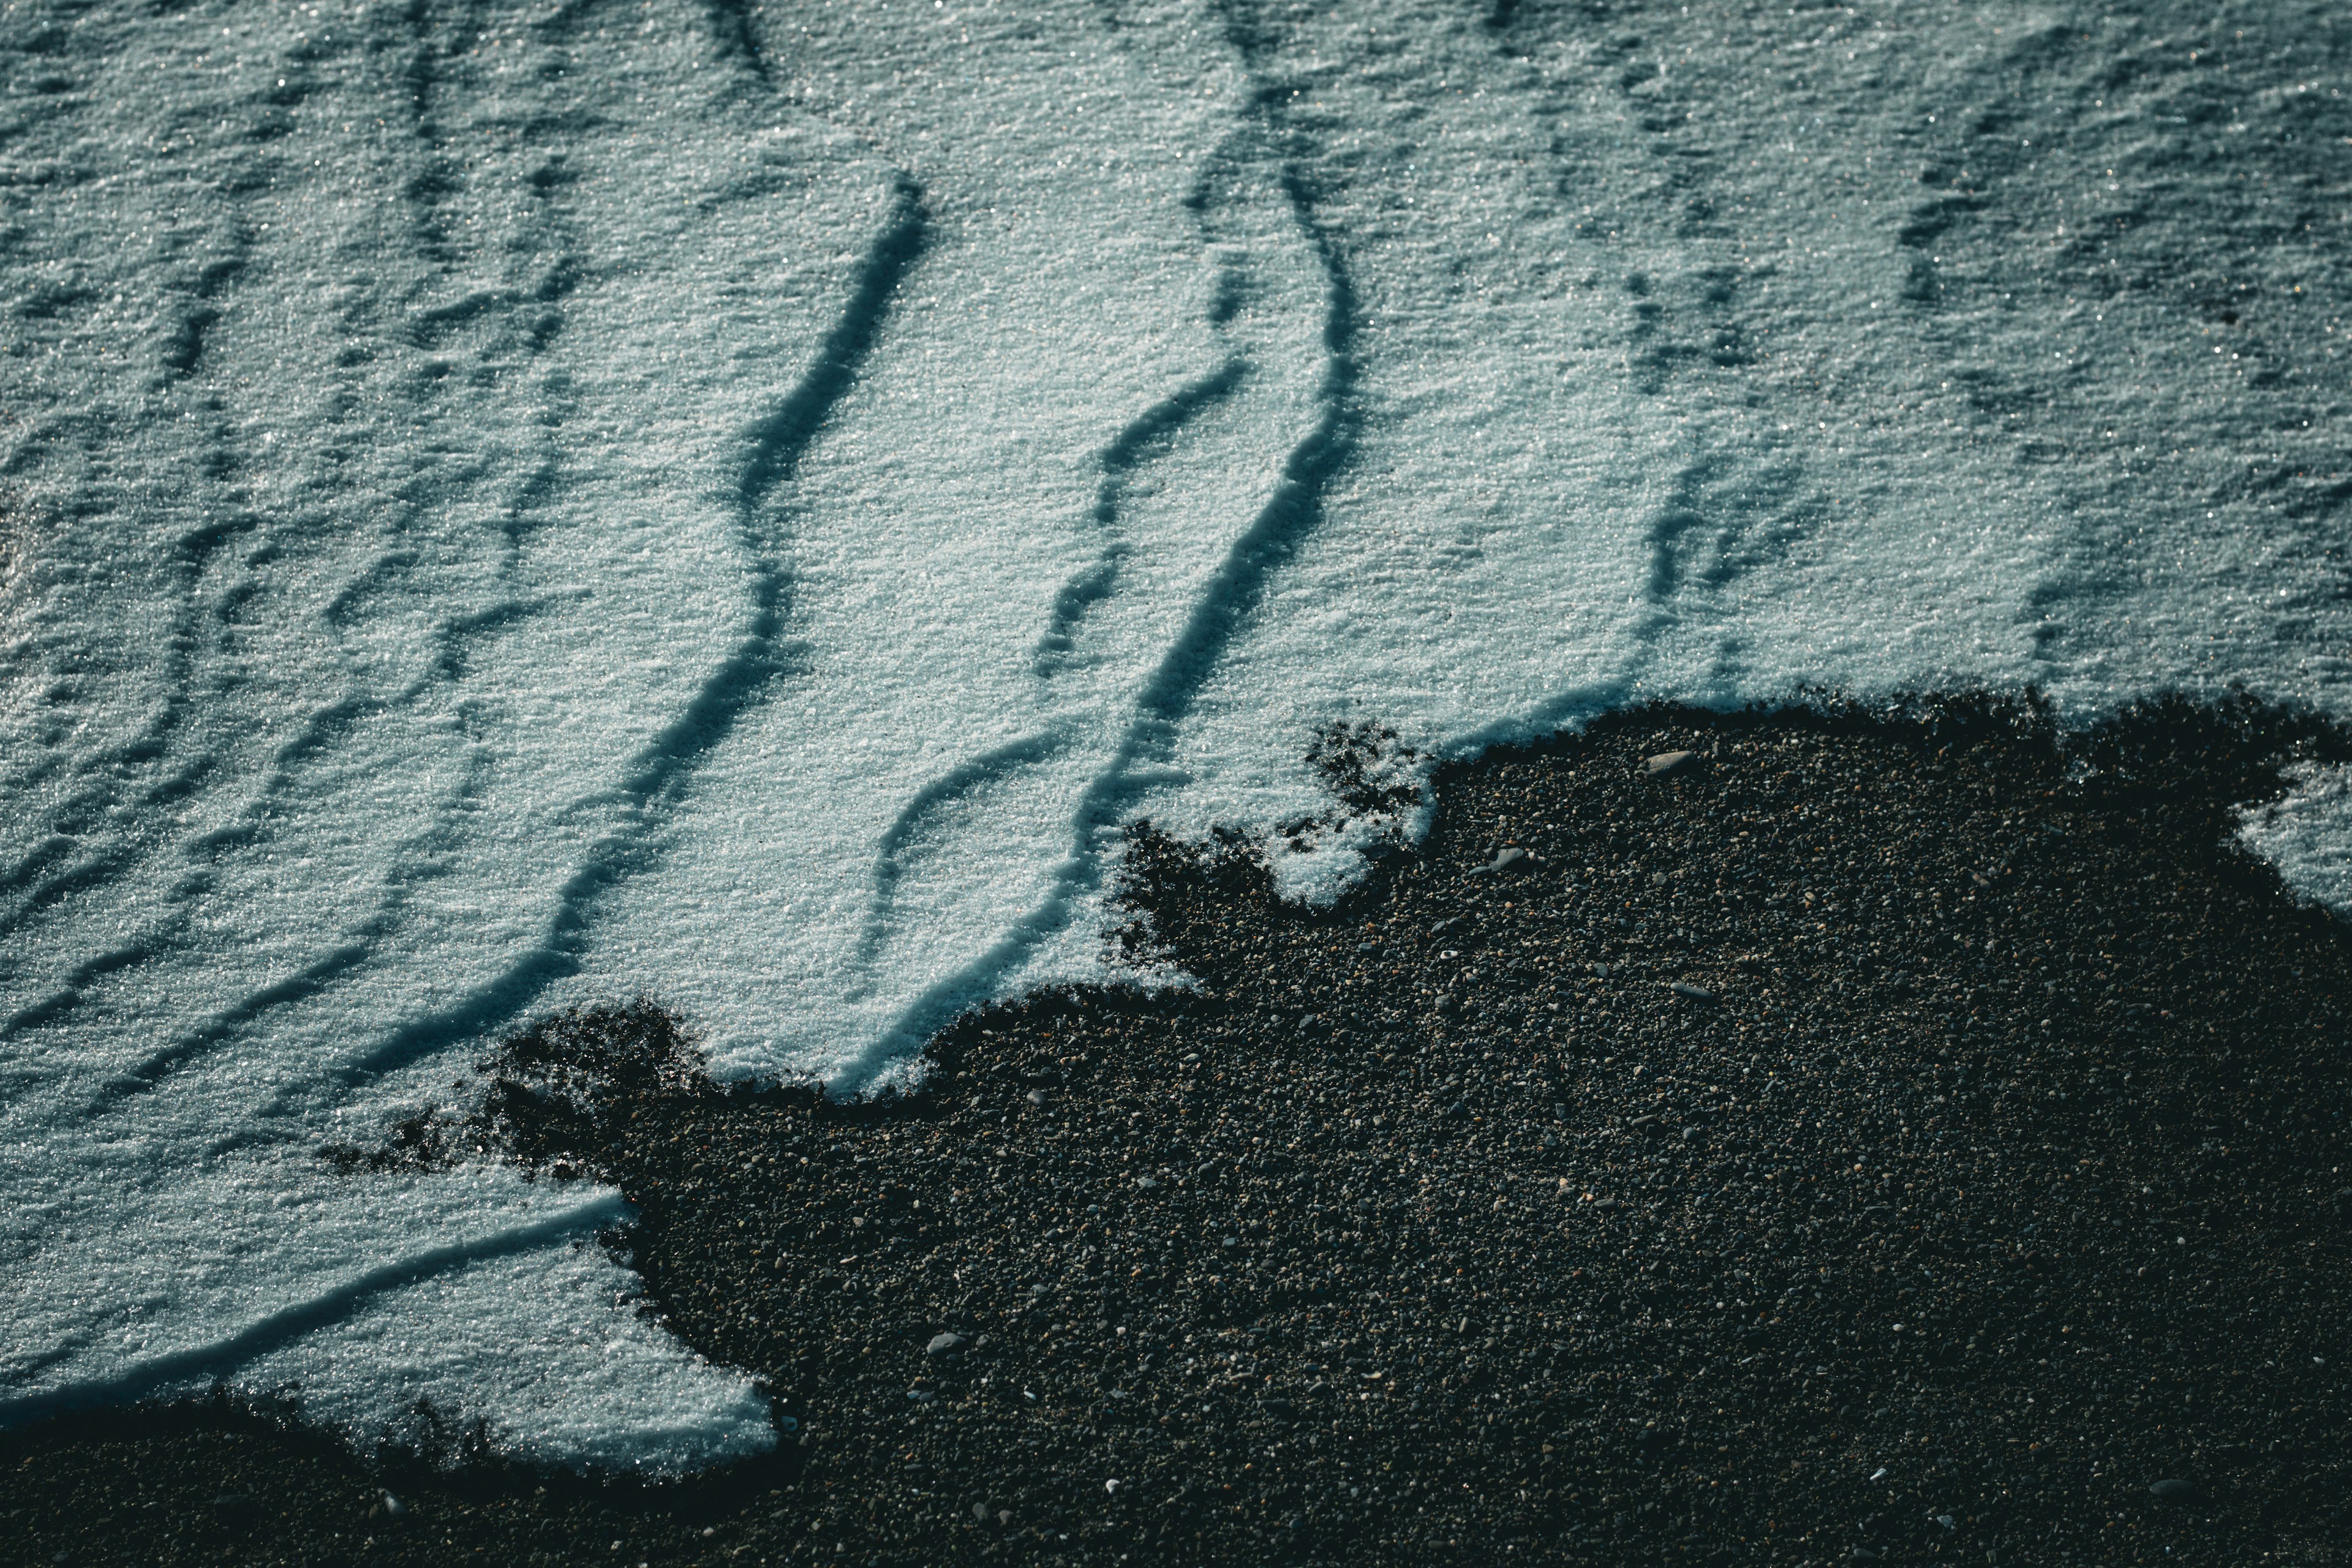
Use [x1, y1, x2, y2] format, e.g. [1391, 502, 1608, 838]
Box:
[2240, 765, 2352, 918]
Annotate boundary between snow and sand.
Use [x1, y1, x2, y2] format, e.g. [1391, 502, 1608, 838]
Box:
[3, 698, 2346, 1566]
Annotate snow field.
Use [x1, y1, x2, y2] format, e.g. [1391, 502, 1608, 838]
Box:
[1, 0, 2345, 1469]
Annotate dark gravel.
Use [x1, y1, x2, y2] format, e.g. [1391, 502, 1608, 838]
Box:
[6, 699, 2350, 1567]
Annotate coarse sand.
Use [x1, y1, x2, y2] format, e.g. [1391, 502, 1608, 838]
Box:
[4, 699, 2348, 1567]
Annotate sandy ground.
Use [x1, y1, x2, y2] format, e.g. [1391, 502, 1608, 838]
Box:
[4, 700, 2348, 1567]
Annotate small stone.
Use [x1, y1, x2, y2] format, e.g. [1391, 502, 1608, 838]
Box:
[907, 1389, 938, 1403]
[1669, 981, 1716, 1002]
[1026, 1089, 1046, 1106]
[2147, 1478, 2196, 1504]
[1136, 1174, 1161, 1190]
[1433, 993, 1456, 1016]
[927, 1331, 967, 1357]
[1441, 1100, 1468, 1120]
[1646, 750, 1696, 775]
[973, 1502, 990, 1523]
[380, 1492, 406, 1518]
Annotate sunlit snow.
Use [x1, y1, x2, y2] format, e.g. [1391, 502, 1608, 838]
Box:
[2, 0, 2346, 1470]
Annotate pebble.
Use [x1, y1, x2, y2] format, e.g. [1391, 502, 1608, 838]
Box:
[925, 1332, 966, 1357]
[1646, 750, 1696, 775]
[1669, 981, 1716, 1001]
[2147, 1478, 2196, 1503]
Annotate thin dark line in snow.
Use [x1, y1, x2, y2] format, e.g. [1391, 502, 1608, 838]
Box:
[854, 729, 1070, 979]
[0, 1193, 630, 1433]
[1031, 355, 1250, 679]
[704, 0, 772, 84]
[845, 112, 1362, 1081]
[325, 175, 929, 1093]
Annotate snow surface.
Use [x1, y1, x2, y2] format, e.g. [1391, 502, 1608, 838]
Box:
[2242, 766, 2352, 916]
[1, 0, 2346, 1469]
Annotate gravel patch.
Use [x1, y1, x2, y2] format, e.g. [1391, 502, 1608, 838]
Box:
[5, 699, 2348, 1567]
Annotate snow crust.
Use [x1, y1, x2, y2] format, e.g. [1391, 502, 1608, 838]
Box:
[1, 0, 2346, 1469]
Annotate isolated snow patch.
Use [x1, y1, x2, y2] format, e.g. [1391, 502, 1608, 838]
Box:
[2239, 765, 2352, 919]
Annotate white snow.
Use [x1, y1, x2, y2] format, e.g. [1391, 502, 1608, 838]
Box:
[1, 0, 2345, 1469]
[2242, 766, 2352, 917]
